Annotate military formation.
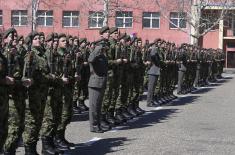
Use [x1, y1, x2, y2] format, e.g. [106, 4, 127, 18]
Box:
[0, 26, 225, 155]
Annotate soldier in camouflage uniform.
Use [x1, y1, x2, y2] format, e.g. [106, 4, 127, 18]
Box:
[1, 28, 26, 155]
[101, 27, 123, 126]
[21, 31, 53, 155]
[40, 33, 65, 155]
[128, 38, 145, 114]
[76, 38, 90, 112]
[114, 35, 133, 122]
[0, 29, 16, 154]
[177, 43, 188, 95]
[54, 33, 78, 150]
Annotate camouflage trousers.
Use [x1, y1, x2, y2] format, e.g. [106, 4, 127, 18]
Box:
[4, 90, 26, 152]
[116, 68, 130, 109]
[128, 70, 142, 105]
[56, 85, 73, 137]
[0, 86, 9, 152]
[23, 86, 45, 147]
[41, 87, 63, 138]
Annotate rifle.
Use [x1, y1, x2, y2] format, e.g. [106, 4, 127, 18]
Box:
[7, 40, 15, 77]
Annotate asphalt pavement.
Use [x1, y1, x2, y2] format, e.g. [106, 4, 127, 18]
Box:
[16, 72, 235, 155]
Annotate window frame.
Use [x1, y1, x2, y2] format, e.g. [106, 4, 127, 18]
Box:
[88, 11, 104, 29]
[62, 11, 80, 28]
[115, 11, 133, 28]
[36, 10, 53, 27]
[169, 12, 187, 29]
[11, 10, 28, 26]
[142, 12, 160, 29]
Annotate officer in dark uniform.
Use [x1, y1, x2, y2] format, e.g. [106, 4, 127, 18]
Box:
[88, 26, 109, 133]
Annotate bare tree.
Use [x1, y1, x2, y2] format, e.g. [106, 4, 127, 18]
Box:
[13, 0, 68, 31]
[155, 0, 235, 45]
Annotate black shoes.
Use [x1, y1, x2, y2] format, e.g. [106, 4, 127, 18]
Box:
[24, 143, 39, 155]
[41, 137, 64, 155]
[114, 109, 127, 123]
[100, 114, 112, 131]
[90, 126, 104, 133]
[127, 105, 138, 117]
[78, 100, 89, 111]
[73, 101, 82, 114]
[121, 107, 134, 120]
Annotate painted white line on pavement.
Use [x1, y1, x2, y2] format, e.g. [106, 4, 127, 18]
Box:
[153, 107, 163, 110]
[83, 137, 103, 146]
[142, 111, 154, 116]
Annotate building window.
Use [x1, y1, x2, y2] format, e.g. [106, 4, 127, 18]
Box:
[143, 12, 160, 29]
[37, 10, 53, 26]
[169, 12, 187, 29]
[116, 11, 133, 28]
[88, 12, 104, 28]
[0, 10, 2, 26]
[62, 11, 79, 27]
[11, 10, 28, 26]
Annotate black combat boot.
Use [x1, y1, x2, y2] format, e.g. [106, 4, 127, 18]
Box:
[3, 150, 15, 155]
[78, 100, 89, 112]
[73, 100, 82, 114]
[114, 109, 127, 124]
[127, 104, 138, 117]
[134, 102, 145, 115]
[25, 143, 39, 155]
[106, 109, 120, 126]
[54, 132, 69, 151]
[41, 137, 57, 155]
[121, 107, 134, 120]
[100, 114, 112, 131]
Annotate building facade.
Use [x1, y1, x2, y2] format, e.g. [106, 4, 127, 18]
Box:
[0, 0, 234, 67]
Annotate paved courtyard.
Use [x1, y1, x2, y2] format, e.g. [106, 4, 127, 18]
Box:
[16, 71, 235, 155]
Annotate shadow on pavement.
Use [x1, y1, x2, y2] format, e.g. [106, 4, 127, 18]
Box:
[118, 109, 179, 130]
[65, 137, 132, 155]
[166, 96, 200, 106]
[191, 88, 214, 94]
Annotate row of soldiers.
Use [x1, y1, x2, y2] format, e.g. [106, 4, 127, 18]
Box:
[0, 26, 224, 155]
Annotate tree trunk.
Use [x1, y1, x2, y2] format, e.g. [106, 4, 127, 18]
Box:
[190, 0, 200, 46]
[103, 0, 109, 26]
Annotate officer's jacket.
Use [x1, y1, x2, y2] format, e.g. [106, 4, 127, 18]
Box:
[147, 45, 161, 76]
[88, 43, 108, 89]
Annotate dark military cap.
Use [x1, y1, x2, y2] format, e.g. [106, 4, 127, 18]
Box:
[46, 33, 54, 42]
[124, 35, 131, 42]
[73, 36, 79, 40]
[28, 31, 39, 40]
[99, 26, 109, 35]
[58, 33, 67, 39]
[39, 32, 45, 36]
[109, 27, 118, 34]
[118, 33, 126, 40]
[3, 28, 17, 39]
[154, 38, 161, 43]
[53, 33, 58, 39]
[137, 38, 142, 42]
[26, 31, 39, 45]
[18, 35, 24, 41]
[79, 38, 87, 45]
